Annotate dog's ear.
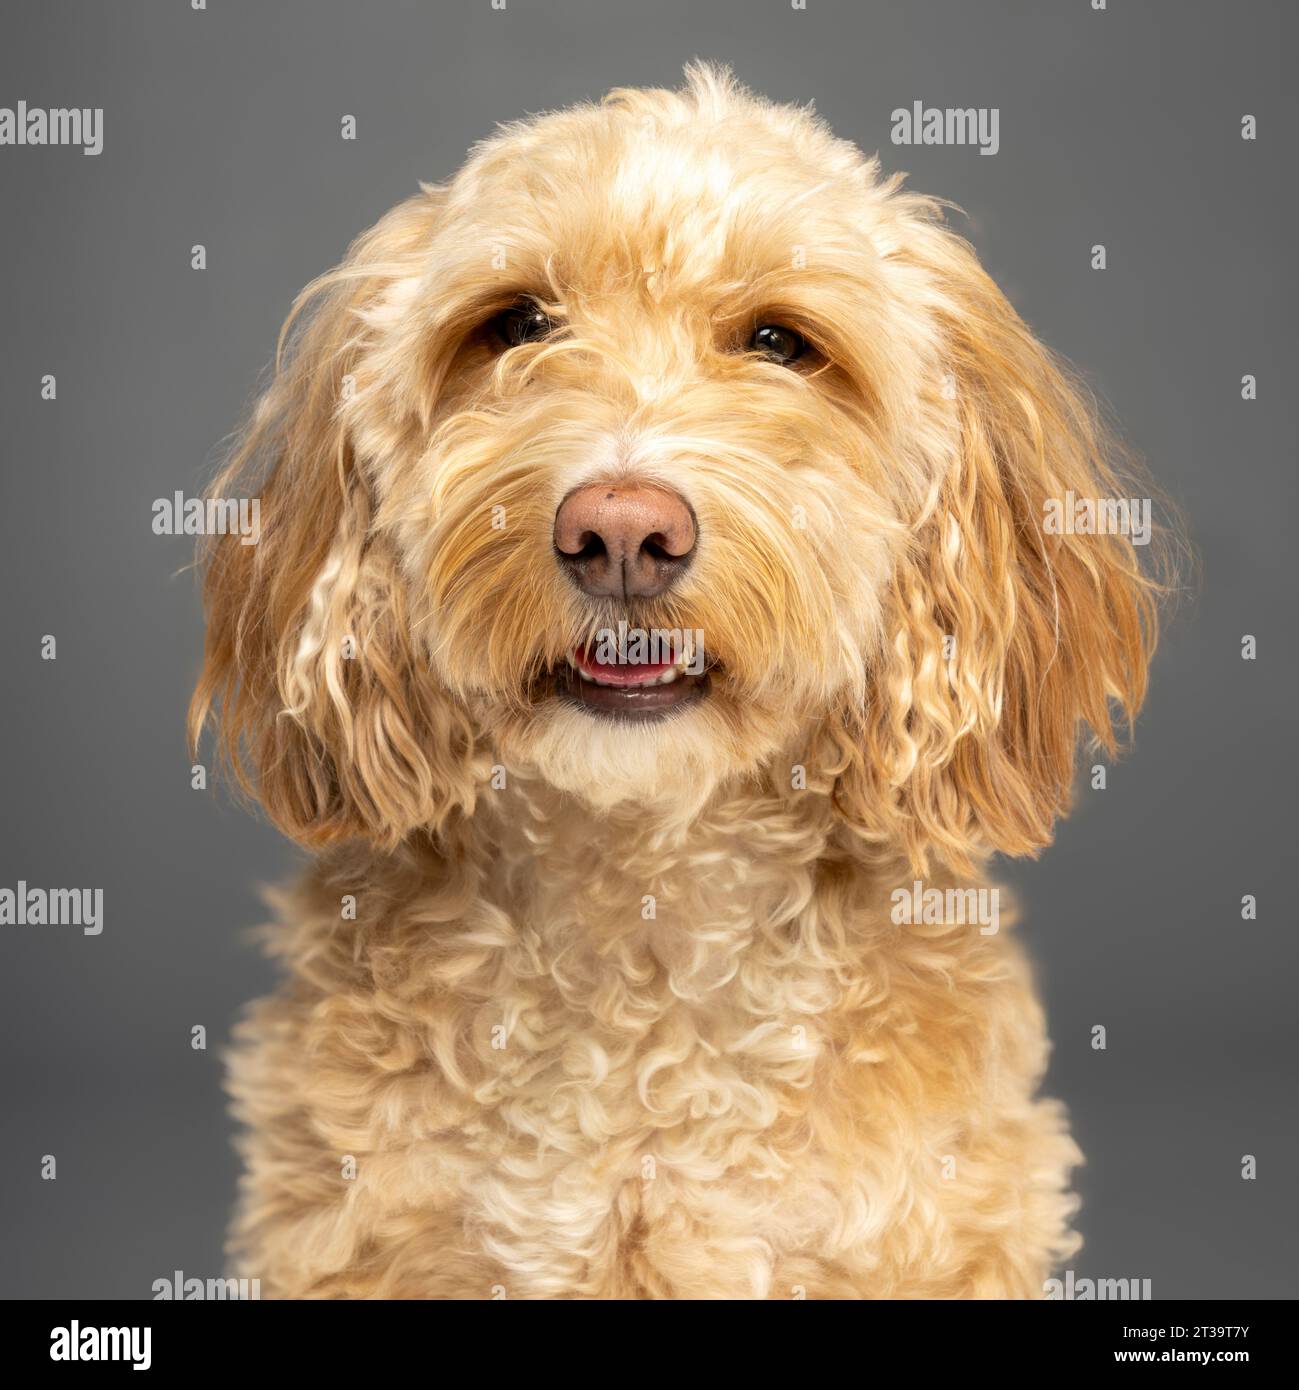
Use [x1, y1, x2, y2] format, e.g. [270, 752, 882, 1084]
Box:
[831, 220, 1171, 873]
[189, 190, 479, 850]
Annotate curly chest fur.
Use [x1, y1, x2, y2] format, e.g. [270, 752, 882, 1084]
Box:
[227, 795, 1079, 1299]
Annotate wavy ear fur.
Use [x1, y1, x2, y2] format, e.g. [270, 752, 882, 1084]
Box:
[189, 191, 478, 849]
[831, 214, 1171, 874]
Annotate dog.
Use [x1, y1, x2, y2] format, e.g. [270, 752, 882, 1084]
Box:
[190, 64, 1163, 1298]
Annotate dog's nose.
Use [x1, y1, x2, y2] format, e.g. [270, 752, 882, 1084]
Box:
[553, 483, 697, 599]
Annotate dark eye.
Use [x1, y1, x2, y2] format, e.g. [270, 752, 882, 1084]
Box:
[492, 300, 555, 347]
[751, 324, 807, 364]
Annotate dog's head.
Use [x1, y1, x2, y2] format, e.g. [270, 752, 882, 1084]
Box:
[191, 65, 1163, 870]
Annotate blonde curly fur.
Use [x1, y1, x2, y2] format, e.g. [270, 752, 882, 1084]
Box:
[191, 65, 1166, 1298]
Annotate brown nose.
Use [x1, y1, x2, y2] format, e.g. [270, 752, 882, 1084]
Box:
[553, 483, 696, 599]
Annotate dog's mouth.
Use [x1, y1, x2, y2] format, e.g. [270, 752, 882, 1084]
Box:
[545, 637, 712, 721]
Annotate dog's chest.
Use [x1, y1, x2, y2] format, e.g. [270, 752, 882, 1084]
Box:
[442, 850, 867, 1291]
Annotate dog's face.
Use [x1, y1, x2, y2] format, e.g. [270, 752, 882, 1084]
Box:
[381, 75, 917, 811]
[193, 66, 1159, 867]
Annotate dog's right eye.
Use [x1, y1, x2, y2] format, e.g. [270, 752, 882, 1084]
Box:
[750, 324, 807, 364]
[491, 300, 555, 347]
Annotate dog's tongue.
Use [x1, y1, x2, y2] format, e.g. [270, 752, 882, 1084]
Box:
[572, 644, 675, 687]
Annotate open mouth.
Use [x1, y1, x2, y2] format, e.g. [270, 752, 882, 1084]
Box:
[551, 639, 711, 721]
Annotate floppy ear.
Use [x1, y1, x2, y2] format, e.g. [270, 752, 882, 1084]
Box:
[189, 191, 479, 850]
[831, 220, 1170, 874]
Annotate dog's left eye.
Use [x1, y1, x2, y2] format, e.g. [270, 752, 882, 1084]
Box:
[750, 324, 807, 364]
[492, 300, 556, 347]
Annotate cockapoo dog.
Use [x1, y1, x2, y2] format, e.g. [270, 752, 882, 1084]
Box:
[191, 66, 1162, 1298]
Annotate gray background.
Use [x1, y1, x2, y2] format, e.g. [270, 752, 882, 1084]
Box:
[1, 0, 1294, 1300]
